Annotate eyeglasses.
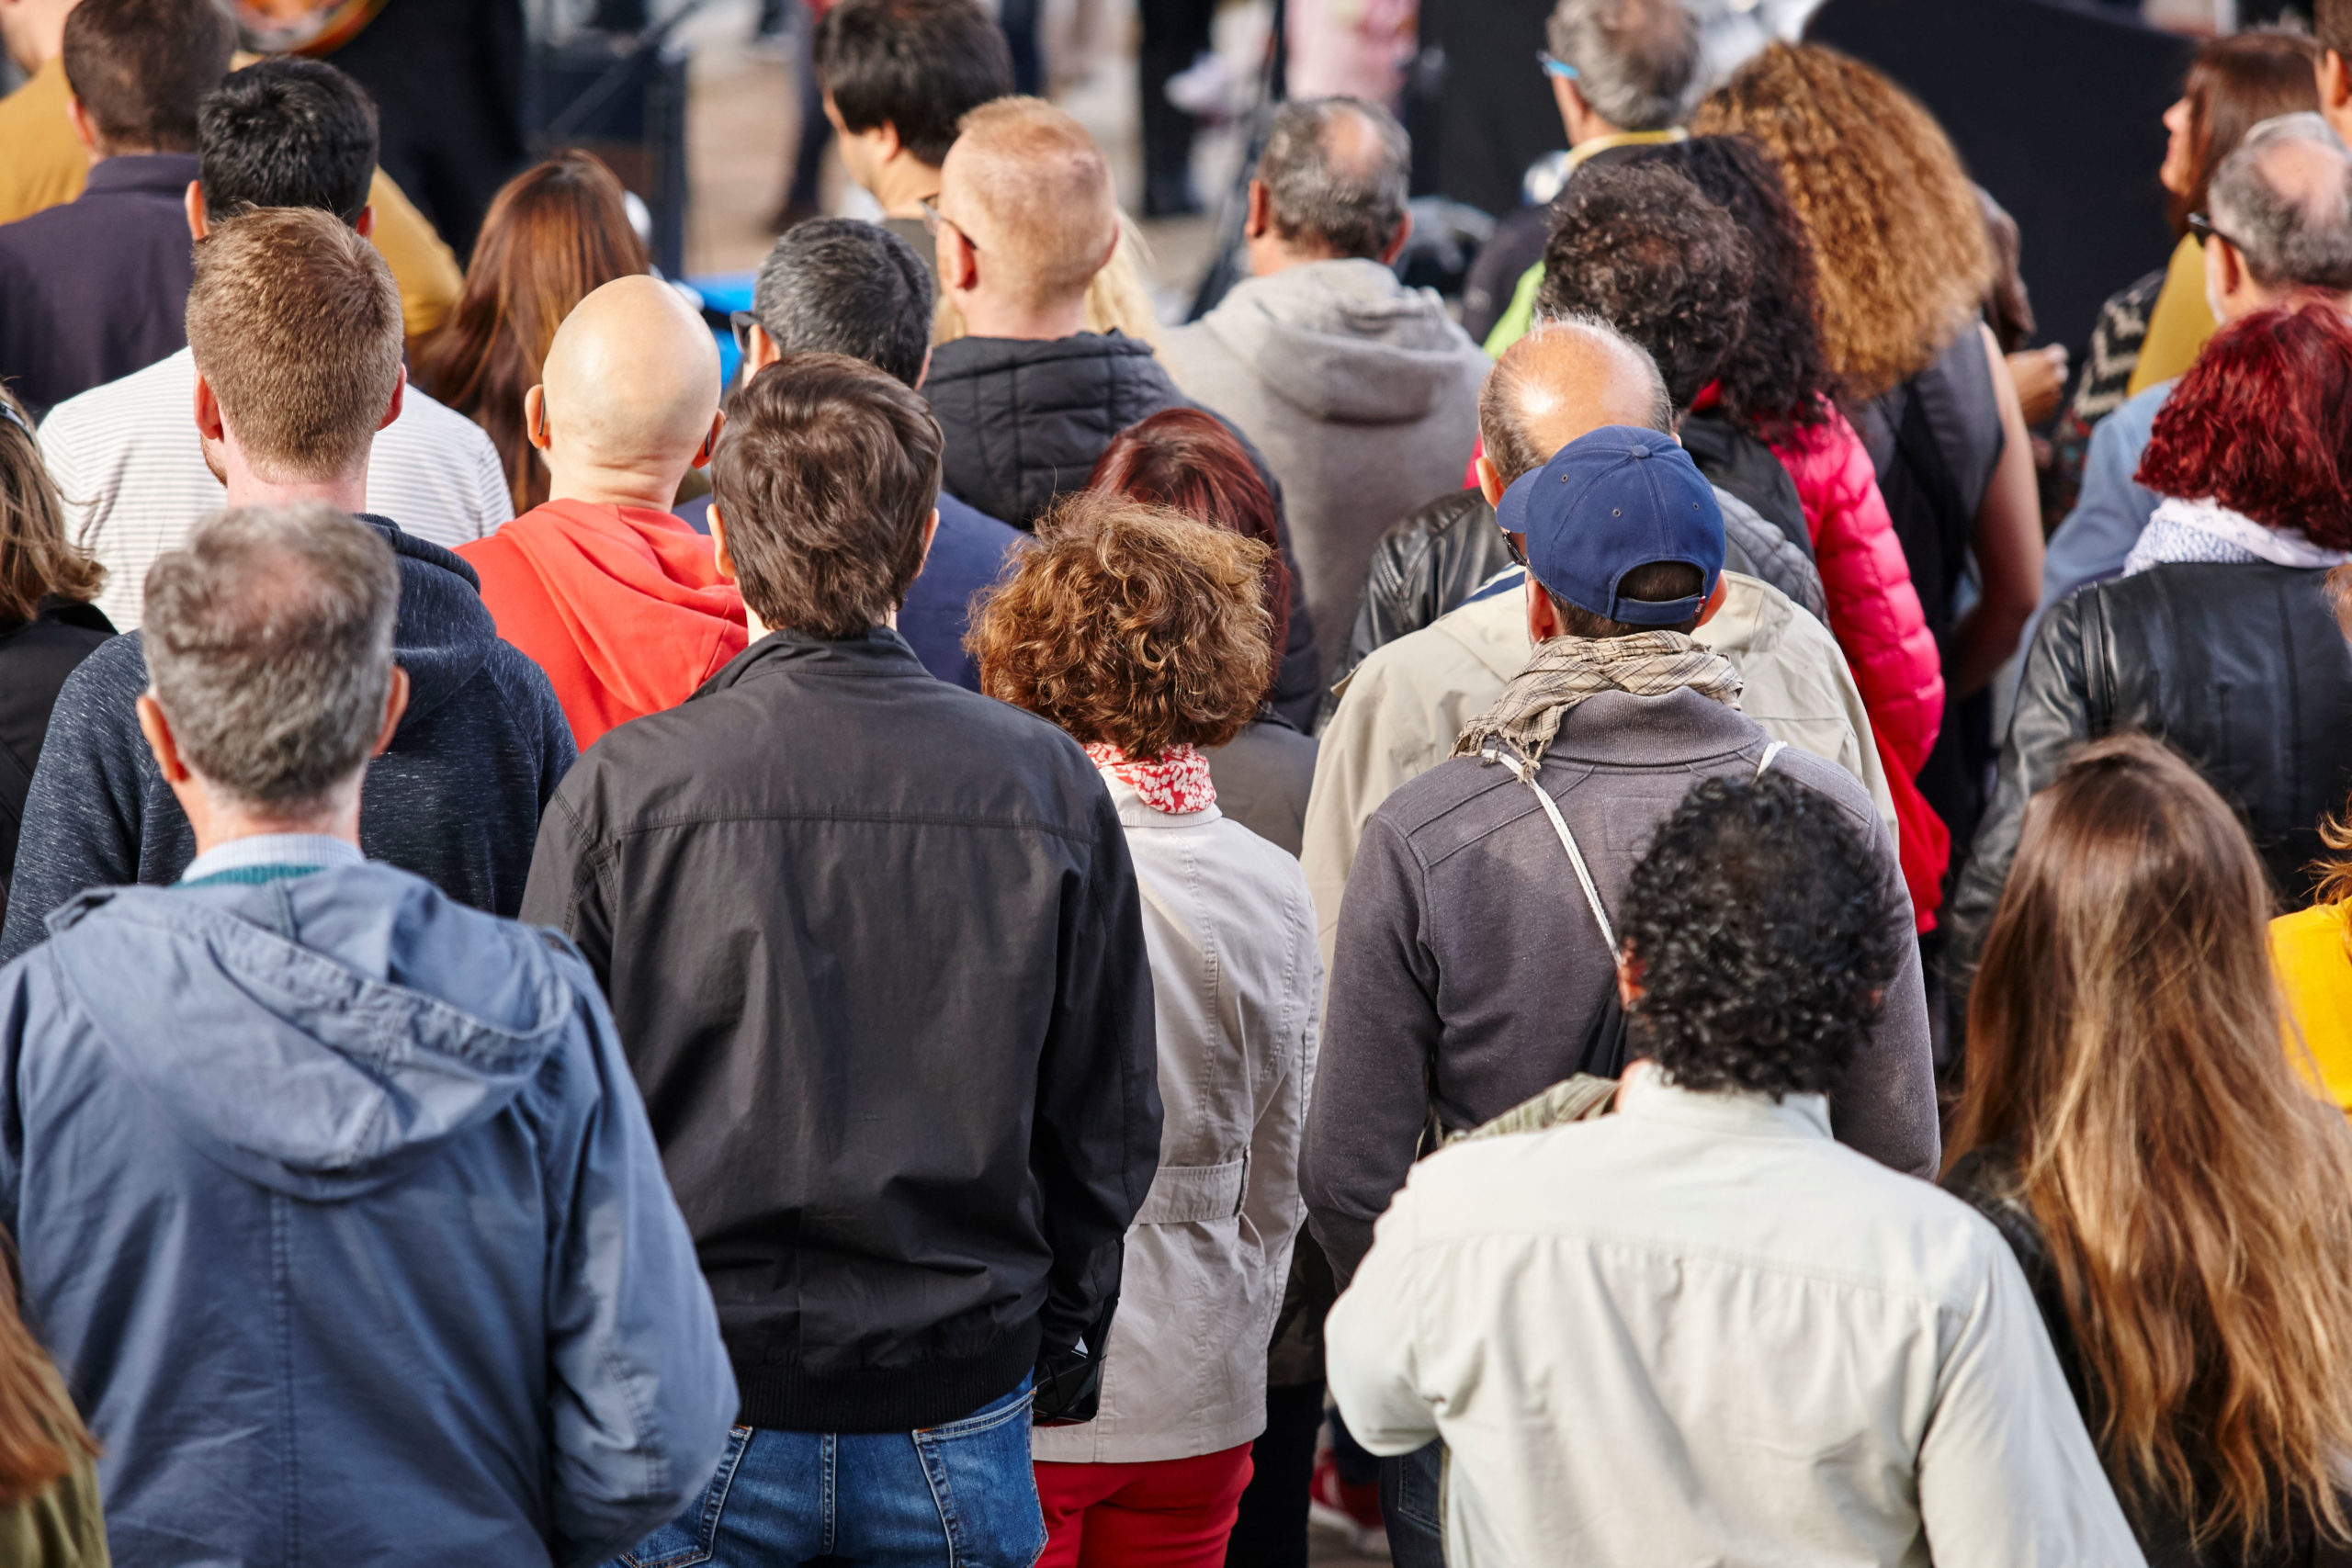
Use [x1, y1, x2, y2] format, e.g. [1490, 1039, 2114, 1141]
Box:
[919, 197, 978, 252]
[2187, 210, 2244, 253]
[1537, 51, 1579, 81]
[0, 399, 28, 438]
[729, 310, 759, 357]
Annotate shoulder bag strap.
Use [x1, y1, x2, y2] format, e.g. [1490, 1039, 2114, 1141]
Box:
[1756, 740, 1786, 778]
[1487, 748, 1614, 952]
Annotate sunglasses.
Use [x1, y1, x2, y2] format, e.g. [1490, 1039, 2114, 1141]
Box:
[1538, 51, 1579, 81]
[919, 197, 978, 252]
[0, 399, 28, 438]
[2186, 210, 2244, 253]
[729, 310, 759, 357]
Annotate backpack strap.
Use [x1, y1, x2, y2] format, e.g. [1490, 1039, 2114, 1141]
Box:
[1487, 748, 1615, 953]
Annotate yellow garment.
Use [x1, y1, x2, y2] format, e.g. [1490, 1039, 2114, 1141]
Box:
[0, 54, 460, 338]
[2125, 234, 2215, 397]
[0, 57, 85, 227]
[2272, 901, 2352, 1118]
[1560, 126, 1688, 176]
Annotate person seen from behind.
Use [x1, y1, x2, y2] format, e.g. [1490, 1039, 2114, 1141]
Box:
[0, 502, 735, 1567]
[1947, 734, 2352, 1565]
[1950, 303, 2352, 996]
[1325, 768, 2143, 1567]
[0, 208, 576, 964]
[526, 355, 1160, 1567]
[458, 276, 743, 750]
[414, 151, 651, 514]
[973, 494, 1319, 1568]
[1086, 409, 1316, 855]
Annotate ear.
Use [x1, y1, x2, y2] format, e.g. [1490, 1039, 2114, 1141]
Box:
[135, 694, 191, 785]
[1694, 575, 1727, 627]
[379, 364, 405, 433]
[193, 370, 225, 444]
[693, 409, 724, 469]
[747, 321, 783, 375]
[1378, 207, 1414, 268]
[708, 502, 737, 581]
[1525, 575, 1562, 644]
[939, 221, 979, 296]
[918, 506, 940, 571]
[873, 117, 904, 164]
[525, 383, 551, 453]
[371, 666, 411, 756]
[1475, 454, 1505, 506]
[1245, 179, 1272, 243]
[1614, 951, 1644, 1010]
[65, 94, 98, 159]
[354, 203, 375, 239]
[914, 345, 933, 391]
[184, 180, 208, 243]
[2323, 51, 2352, 113]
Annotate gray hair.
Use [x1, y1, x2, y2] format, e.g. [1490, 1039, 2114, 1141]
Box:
[1256, 97, 1411, 261]
[2208, 111, 2352, 293]
[142, 503, 399, 815]
[1543, 0, 1700, 133]
[1478, 314, 1675, 485]
[752, 218, 935, 389]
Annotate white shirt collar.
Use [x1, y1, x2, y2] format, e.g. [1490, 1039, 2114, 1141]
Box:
[179, 833, 365, 884]
[1614, 1058, 1833, 1141]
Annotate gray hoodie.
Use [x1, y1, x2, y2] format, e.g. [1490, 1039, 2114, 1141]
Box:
[1159, 258, 1491, 679]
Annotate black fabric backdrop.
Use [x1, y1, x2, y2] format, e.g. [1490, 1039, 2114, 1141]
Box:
[1805, 0, 2195, 361]
[1419, 0, 1563, 219]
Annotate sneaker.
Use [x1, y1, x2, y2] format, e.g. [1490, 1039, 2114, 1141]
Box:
[1306, 1452, 1387, 1556]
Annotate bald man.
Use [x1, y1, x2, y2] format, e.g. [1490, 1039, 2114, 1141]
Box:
[458, 276, 745, 749]
[1299, 317, 1891, 980]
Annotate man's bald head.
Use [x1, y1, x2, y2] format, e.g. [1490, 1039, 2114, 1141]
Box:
[2208, 112, 2352, 293]
[1479, 316, 1675, 485]
[1256, 96, 1410, 260]
[937, 96, 1116, 312]
[537, 276, 721, 480]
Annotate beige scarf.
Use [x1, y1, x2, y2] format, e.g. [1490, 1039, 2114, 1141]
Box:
[1452, 632, 1744, 767]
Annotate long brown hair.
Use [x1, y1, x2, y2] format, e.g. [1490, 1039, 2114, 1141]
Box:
[0, 1237, 95, 1508]
[1950, 734, 2352, 1554]
[0, 388, 104, 626]
[2168, 29, 2321, 237]
[1692, 43, 1992, 401]
[412, 151, 650, 513]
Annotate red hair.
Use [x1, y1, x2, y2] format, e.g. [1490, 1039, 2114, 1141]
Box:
[1087, 409, 1290, 671]
[2136, 304, 2352, 548]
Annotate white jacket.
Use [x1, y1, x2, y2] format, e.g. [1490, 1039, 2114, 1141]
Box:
[1032, 773, 1322, 1463]
[1326, 1064, 2146, 1568]
[1300, 570, 1892, 981]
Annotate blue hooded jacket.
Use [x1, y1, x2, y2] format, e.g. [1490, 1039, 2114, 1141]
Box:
[0, 862, 737, 1567]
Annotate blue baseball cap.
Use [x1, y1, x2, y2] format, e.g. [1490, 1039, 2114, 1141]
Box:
[1495, 425, 1724, 626]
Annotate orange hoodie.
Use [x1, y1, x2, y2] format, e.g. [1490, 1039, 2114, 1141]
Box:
[459, 500, 747, 750]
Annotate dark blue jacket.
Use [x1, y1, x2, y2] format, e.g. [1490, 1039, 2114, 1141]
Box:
[0, 862, 738, 1566]
[0, 516, 576, 963]
[675, 491, 1023, 690]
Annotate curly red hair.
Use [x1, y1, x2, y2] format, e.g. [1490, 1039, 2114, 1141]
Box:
[2136, 304, 2352, 548]
[969, 491, 1274, 756]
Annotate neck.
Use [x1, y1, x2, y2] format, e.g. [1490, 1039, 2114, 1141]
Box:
[547, 466, 690, 513]
[224, 467, 370, 513]
[1247, 237, 1340, 277]
[186, 793, 359, 861]
[4, 11, 67, 75]
[955, 291, 1091, 342]
[868, 156, 944, 219]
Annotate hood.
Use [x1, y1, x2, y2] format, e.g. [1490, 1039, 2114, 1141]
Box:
[362, 514, 496, 728]
[41, 863, 578, 1201]
[1202, 260, 1480, 424]
[482, 501, 745, 713]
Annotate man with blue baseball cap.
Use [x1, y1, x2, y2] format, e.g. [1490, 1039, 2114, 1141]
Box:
[1303, 417, 1936, 1279]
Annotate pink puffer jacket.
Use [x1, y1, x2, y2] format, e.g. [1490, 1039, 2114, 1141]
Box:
[1769, 404, 1951, 926]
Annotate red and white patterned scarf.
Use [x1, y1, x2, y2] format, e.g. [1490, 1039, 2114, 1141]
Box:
[1086, 743, 1216, 816]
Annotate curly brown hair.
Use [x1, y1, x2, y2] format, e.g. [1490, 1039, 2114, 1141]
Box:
[1692, 43, 1992, 401]
[970, 491, 1273, 756]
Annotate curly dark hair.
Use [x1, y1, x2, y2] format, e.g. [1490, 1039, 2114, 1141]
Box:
[1618, 771, 1905, 1099]
[1635, 135, 1835, 438]
[969, 491, 1274, 756]
[1533, 162, 1752, 414]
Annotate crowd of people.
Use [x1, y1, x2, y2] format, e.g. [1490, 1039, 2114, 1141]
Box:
[3, 0, 2352, 1564]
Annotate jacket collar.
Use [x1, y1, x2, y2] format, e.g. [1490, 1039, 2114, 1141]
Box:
[82, 152, 201, 197]
[693, 624, 929, 698]
[1616, 1059, 1831, 1140]
[926, 330, 1158, 379]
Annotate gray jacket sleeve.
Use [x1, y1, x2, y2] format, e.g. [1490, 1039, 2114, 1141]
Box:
[1830, 776, 1942, 1180]
[540, 949, 737, 1568]
[0, 650, 147, 964]
[1303, 811, 1442, 1285]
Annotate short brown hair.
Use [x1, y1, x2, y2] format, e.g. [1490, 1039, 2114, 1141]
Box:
[186, 209, 403, 484]
[971, 492, 1273, 756]
[62, 0, 234, 154]
[712, 353, 943, 638]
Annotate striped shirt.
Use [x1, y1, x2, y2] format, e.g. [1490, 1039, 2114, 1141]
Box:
[38, 347, 513, 628]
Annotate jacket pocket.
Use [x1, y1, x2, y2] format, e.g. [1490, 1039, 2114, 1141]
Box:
[621, 1426, 754, 1568]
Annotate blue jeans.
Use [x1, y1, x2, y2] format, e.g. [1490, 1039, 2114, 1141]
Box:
[616, 1380, 1046, 1567]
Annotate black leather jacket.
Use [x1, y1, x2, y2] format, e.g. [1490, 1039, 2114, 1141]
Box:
[1950, 563, 2352, 988]
[1335, 483, 1829, 687]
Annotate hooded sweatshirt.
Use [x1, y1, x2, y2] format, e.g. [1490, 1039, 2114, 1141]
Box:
[0, 516, 577, 964]
[1159, 258, 1491, 677]
[0, 861, 737, 1566]
[459, 499, 748, 749]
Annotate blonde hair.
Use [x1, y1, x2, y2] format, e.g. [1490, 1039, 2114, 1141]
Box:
[939, 96, 1118, 313]
[1951, 734, 2352, 1554]
[934, 212, 1159, 346]
[1692, 43, 1993, 400]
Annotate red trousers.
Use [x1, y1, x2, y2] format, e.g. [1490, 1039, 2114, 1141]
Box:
[1034, 1442, 1255, 1568]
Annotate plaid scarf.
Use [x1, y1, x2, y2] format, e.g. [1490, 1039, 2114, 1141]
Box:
[1453, 632, 1744, 768]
